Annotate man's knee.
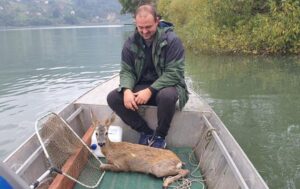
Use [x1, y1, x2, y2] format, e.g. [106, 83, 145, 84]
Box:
[107, 89, 123, 108]
[156, 87, 178, 104]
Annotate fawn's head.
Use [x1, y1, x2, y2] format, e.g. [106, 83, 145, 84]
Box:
[91, 110, 115, 147]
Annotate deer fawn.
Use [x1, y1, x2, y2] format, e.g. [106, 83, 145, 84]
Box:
[91, 112, 189, 188]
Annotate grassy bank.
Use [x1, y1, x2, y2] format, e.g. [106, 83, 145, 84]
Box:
[157, 0, 300, 55]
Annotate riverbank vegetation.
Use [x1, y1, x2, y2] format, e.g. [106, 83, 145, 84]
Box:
[0, 0, 130, 26]
[157, 0, 300, 55]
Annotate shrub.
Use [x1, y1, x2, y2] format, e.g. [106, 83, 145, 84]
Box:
[157, 0, 300, 54]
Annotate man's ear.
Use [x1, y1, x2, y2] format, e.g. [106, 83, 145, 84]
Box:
[155, 18, 159, 25]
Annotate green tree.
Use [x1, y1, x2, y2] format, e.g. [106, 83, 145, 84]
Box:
[158, 0, 300, 55]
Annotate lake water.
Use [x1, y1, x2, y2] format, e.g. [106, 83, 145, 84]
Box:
[0, 25, 128, 160]
[0, 26, 299, 189]
[186, 53, 300, 189]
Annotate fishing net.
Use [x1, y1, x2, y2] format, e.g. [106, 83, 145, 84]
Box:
[35, 112, 104, 189]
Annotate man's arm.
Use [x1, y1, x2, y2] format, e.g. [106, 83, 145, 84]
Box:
[118, 40, 137, 92]
[118, 39, 141, 111]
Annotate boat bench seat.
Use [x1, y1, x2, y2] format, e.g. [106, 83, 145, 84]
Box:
[75, 76, 206, 112]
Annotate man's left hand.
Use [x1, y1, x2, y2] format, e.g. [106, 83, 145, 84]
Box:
[133, 88, 152, 105]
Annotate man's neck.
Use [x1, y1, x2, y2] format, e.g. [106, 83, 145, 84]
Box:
[144, 38, 153, 47]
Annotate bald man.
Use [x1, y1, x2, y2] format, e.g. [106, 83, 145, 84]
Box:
[107, 4, 189, 149]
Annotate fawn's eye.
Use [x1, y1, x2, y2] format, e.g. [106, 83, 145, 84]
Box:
[105, 132, 108, 136]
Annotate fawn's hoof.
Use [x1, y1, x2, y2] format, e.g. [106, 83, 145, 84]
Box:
[99, 165, 105, 172]
[162, 183, 169, 189]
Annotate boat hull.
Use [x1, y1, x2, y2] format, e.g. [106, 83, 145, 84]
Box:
[3, 75, 269, 189]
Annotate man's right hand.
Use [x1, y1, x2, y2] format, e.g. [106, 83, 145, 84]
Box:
[123, 89, 138, 111]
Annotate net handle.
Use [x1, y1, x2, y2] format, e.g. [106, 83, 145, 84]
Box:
[35, 113, 53, 165]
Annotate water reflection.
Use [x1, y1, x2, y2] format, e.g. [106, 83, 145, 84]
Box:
[0, 26, 133, 160]
[186, 52, 300, 189]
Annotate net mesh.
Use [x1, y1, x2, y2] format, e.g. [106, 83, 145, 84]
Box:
[36, 112, 104, 188]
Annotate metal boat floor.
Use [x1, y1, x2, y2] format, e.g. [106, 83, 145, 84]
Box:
[74, 147, 205, 189]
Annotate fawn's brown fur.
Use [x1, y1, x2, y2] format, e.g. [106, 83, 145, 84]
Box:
[92, 112, 189, 188]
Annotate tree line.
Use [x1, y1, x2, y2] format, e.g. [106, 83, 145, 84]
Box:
[0, 0, 130, 27]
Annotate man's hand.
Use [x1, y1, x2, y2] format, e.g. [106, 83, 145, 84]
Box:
[123, 89, 138, 111]
[133, 88, 152, 105]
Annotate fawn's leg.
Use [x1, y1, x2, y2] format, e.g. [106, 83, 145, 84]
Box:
[100, 163, 122, 172]
[162, 169, 189, 188]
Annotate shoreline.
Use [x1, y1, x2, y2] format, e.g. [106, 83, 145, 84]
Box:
[0, 24, 130, 32]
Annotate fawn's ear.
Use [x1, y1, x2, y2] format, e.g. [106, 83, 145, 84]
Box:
[90, 109, 99, 127]
[104, 112, 116, 127]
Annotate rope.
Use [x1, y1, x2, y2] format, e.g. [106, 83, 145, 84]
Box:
[167, 178, 205, 189]
[204, 128, 216, 149]
[164, 129, 214, 189]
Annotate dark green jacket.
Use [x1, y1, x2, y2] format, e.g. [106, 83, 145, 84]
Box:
[118, 26, 189, 110]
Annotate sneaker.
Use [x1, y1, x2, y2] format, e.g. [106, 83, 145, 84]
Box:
[138, 133, 153, 145]
[148, 135, 167, 149]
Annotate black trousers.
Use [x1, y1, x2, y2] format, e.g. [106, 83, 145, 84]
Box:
[107, 85, 178, 138]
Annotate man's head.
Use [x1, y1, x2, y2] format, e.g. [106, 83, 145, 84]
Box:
[134, 4, 159, 41]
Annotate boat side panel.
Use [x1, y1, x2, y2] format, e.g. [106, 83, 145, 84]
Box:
[19, 153, 49, 184]
[194, 124, 241, 189]
[4, 134, 40, 172]
[58, 103, 86, 138]
[208, 112, 269, 189]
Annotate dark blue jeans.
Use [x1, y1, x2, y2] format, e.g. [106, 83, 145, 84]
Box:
[107, 85, 178, 138]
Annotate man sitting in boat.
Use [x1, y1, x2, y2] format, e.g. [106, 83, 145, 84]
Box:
[107, 3, 189, 149]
